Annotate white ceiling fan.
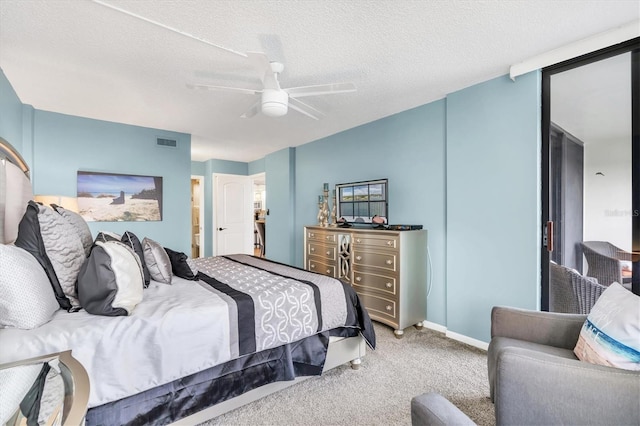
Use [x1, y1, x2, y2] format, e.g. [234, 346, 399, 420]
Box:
[90, 0, 356, 121]
[189, 52, 356, 120]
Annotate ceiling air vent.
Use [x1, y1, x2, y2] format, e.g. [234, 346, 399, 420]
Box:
[156, 138, 177, 148]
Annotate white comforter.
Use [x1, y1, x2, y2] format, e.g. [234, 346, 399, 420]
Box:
[0, 277, 232, 408]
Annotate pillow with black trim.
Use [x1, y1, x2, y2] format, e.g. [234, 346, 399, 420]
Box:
[0, 244, 59, 329]
[121, 231, 150, 287]
[164, 247, 198, 280]
[574, 282, 640, 371]
[52, 204, 93, 257]
[142, 237, 172, 284]
[94, 231, 121, 244]
[15, 201, 84, 309]
[77, 240, 143, 316]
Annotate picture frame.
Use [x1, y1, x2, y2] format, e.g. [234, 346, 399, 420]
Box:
[77, 171, 163, 222]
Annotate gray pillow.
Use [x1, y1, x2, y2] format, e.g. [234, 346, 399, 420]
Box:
[0, 245, 59, 329]
[142, 237, 172, 284]
[52, 204, 92, 257]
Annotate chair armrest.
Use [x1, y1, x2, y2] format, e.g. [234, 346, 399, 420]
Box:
[411, 393, 476, 426]
[495, 347, 640, 425]
[491, 306, 586, 349]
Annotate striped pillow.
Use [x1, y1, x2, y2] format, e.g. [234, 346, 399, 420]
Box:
[574, 282, 640, 371]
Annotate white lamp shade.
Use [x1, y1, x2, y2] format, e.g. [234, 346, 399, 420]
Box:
[34, 195, 79, 213]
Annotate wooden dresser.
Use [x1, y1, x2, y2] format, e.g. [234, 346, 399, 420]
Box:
[304, 226, 427, 338]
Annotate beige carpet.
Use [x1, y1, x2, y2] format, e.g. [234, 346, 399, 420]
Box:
[199, 323, 495, 426]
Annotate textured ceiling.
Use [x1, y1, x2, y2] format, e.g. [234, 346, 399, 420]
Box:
[0, 1, 638, 162]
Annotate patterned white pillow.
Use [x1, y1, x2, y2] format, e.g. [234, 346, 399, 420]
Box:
[574, 282, 640, 370]
[142, 237, 172, 284]
[0, 245, 59, 329]
[0, 363, 42, 424]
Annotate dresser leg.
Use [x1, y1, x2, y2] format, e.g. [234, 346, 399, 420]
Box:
[414, 321, 424, 330]
[393, 329, 404, 339]
[350, 358, 362, 370]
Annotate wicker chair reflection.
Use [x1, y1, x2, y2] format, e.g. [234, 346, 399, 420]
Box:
[255, 221, 265, 257]
[549, 261, 606, 314]
[579, 241, 632, 286]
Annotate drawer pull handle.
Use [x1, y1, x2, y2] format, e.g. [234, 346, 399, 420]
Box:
[386, 282, 392, 288]
[386, 305, 393, 311]
[387, 240, 393, 246]
[385, 259, 393, 265]
[356, 239, 361, 243]
[310, 264, 315, 269]
[326, 236, 331, 240]
[326, 251, 331, 256]
[309, 233, 314, 237]
[310, 247, 315, 252]
[355, 276, 362, 282]
[326, 269, 331, 274]
[356, 256, 362, 261]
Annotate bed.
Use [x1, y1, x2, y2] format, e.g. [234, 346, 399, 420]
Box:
[0, 137, 375, 425]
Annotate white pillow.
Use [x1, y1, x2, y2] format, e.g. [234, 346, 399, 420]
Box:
[0, 245, 59, 329]
[574, 282, 640, 370]
[142, 237, 172, 284]
[0, 363, 42, 424]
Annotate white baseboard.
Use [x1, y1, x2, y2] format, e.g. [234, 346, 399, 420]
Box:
[422, 321, 489, 351]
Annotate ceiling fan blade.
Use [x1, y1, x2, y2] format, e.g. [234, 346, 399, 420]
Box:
[247, 51, 280, 90]
[289, 97, 325, 119]
[187, 83, 260, 96]
[286, 82, 356, 98]
[288, 98, 321, 120]
[240, 100, 261, 119]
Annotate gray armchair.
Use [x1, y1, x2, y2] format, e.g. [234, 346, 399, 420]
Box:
[580, 241, 633, 286]
[549, 262, 607, 314]
[412, 307, 640, 425]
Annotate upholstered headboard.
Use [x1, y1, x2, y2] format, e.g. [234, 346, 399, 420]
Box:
[0, 137, 33, 244]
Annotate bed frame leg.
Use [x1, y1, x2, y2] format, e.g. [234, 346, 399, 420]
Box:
[350, 358, 362, 370]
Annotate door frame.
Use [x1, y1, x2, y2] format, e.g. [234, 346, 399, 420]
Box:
[541, 38, 640, 309]
[190, 175, 205, 258]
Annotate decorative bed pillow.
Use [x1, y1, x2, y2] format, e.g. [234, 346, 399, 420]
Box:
[164, 247, 198, 280]
[574, 282, 640, 371]
[0, 245, 59, 329]
[77, 241, 143, 316]
[121, 231, 150, 287]
[142, 237, 172, 284]
[0, 363, 42, 425]
[52, 204, 93, 257]
[14, 201, 84, 309]
[95, 231, 121, 244]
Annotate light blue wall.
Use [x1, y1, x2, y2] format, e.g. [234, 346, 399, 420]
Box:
[293, 102, 447, 326]
[32, 110, 192, 253]
[248, 158, 265, 175]
[0, 69, 25, 158]
[265, 147, 296, 264]
[446, 72, 541, 341]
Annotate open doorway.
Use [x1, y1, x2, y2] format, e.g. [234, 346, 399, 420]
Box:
[541, 39, 640, 311]
[252, 173, 266, 257]
[190, 176, 204, 258]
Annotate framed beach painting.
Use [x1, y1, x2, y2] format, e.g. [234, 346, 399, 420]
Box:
[77, 171, 163, 222]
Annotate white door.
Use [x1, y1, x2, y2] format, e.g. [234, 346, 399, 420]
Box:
[214, 174, 253, 255]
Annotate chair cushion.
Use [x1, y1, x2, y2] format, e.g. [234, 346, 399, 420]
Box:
[574, 282, 640, 371]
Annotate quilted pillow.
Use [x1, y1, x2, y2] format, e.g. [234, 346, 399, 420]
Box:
[52, 204, 92, 257]
[77, 241, 144, 316]
[164, 247, 198, 280]
[574, 282, 640, 371]
[121, 231, 150, 287]
[142, 237, 172, 284]
[0, 245, 59, 329]
[14, 201, 85, 309]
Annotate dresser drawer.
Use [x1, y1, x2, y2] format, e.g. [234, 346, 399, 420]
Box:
[352, 269, 397, 296]
[307, 242, 336, 261]
[306, 230, 336, 243]
[307, 259, 335, 277]
[353, 251, 397, 272]
[357, 292, 398, 323]
[352, 235, 398, 250]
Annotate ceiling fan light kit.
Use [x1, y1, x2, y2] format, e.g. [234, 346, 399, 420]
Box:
[261, 89, 288, 117]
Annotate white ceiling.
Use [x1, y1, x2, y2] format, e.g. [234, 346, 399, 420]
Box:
[1, 1, 638, 163]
